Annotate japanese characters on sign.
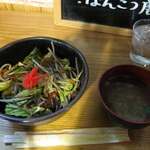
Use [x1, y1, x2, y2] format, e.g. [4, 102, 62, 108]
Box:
[77, 0, 150, 15]
[61, 0, 150, 29]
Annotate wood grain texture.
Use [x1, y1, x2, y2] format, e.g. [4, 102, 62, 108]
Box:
[0, 3, 52, 13]
[0, 10, 150, 150]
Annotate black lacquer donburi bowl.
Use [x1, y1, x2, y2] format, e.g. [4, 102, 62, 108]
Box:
[0, 37, 89, 125]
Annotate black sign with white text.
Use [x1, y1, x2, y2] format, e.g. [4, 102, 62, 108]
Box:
[62, 0, 150, 28]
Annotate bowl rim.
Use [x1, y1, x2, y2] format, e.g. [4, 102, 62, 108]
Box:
[0, 36, 89, 125]
[99, 64, 150, 125]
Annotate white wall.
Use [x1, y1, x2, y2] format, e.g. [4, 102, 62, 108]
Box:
[48, 0, 53, 8]
[0, 0, 54, 8]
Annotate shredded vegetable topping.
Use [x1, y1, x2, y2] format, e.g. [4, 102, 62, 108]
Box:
[0, 43, 82, 118]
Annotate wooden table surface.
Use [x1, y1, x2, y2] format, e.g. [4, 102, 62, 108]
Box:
[0, 10, 150, 150]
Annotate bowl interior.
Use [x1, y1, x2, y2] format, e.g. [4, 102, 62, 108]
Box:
[100, 65, 150, 124]
[0, 38, 84, 70]
[0, 37, 88, 124]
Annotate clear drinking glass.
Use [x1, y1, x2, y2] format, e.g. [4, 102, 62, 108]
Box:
[130, 19, 150, 67]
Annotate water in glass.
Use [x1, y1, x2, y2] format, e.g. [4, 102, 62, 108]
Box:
[130, 19, 150, 67]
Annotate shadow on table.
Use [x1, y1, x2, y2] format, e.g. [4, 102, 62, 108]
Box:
[63, 26, 132, 128]
[51, 27, 136, 149]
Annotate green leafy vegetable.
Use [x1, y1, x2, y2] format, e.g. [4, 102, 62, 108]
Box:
[0, 43, 82, 118]
[5, 104, 30, 117]
[0, 80, 12, 92]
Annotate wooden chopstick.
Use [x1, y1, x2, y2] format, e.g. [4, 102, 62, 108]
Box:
[3, 127, 130, 148]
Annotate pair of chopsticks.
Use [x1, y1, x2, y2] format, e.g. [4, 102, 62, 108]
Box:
[3, 127, 130, 148]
